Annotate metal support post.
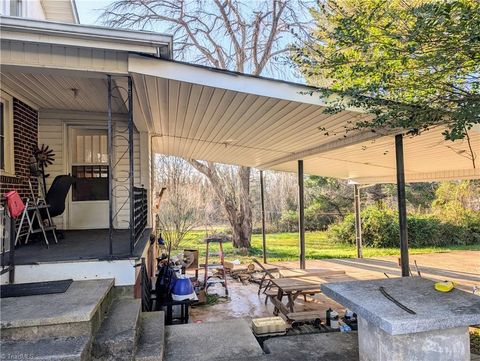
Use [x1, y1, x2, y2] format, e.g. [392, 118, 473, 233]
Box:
[354, 184, 363, 258]
[107, 75, 113, 257]
[260, 170, 267, 263]
[8, 215, 15, 283]
[395, 134, 409, 277]
[128, 76, 134, 255]
[298, 160, 306, 270]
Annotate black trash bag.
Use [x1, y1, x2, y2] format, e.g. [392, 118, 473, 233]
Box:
[155, 264, 177, 303]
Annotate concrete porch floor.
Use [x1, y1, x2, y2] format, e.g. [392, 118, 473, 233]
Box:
[189, 251, 480, 323]
[9, 228, 151, 265]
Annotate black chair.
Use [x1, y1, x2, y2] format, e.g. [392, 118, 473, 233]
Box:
[44, 175, 75, 218]
[40, 175, 75, 239]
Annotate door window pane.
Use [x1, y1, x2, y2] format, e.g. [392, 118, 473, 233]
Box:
[72, 129, 107, 165]
[100, 135, 108, 163]
[72, 165, 109, 201]
[76, 135, 85, 164]
[84, 135, 92, 163]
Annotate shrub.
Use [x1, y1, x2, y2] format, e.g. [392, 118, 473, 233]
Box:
[276, 204, 339, 233]
[305, 203, 338, 231]
[327, 204, 480, 248]
[278, 210, 298, 232]
[327, 213, 356, 244]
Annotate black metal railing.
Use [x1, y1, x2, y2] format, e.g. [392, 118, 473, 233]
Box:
[133, 186, 148, 247]
[0, 203, 15, 283]
[139, 257, 152, 312]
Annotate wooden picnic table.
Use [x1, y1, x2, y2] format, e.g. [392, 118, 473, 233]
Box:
[269, 274, 351, 317]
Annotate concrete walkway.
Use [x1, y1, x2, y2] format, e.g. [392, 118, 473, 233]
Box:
[190, 251, 480, 323]
[276, 251, 480, 291]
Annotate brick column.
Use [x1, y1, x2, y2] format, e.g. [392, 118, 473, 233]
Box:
[0, 98, 38, 199]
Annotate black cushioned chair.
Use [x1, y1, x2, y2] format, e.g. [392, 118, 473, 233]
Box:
[44, 175, 75, 218]
[40, 175, 75, 239]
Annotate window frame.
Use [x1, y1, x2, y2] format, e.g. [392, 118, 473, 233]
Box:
[0, 91, 15, 177]
[69, 127, 109, 203]
[9, 0, 23, 17]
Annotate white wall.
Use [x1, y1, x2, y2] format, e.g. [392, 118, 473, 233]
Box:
[0, 0, 45, 19]
[2, 259, 137, 286]
[38, 110, 146, 230]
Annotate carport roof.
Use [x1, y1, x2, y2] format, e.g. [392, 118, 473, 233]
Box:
[1, 16, 478, 184]
[130, 54, 480, 184]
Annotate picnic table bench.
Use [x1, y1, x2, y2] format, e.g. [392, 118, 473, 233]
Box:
[269, 274, 352, 322]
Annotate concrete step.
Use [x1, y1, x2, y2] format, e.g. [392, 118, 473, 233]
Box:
[164, 319, 264, 361]
[1, 279, 115, 341]
[92, 297, 141, 361]
[135, 311, 165, 361]
[0, 336, 91, 361]
[263, 332, 359, 361]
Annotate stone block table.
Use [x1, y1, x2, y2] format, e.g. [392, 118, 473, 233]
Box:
[321, 277, 480, 361]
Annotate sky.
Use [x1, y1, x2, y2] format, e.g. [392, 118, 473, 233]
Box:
[74, 0, 306, 82]
[76, 0, 113, 25]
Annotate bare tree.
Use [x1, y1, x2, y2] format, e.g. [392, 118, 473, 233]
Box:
[102, 0, 313, 248]
[154, 155, 202, 248]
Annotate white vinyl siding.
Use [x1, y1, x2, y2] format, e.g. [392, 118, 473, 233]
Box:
[0, 40, 129, 75]
[38, 111, 143, 230]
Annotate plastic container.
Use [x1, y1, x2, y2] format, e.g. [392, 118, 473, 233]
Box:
[330, 311, 340, 329]
[252, 317, 286, 336]
[171, 276, 197, 301]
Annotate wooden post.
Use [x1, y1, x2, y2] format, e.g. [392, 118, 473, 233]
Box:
[395, 134, 409, 277]
[298, 160, 306, 270]
[354, 184, 363, 258]
[260, 170, 267, 263]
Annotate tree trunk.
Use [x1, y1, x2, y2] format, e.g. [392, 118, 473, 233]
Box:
[186, 160, 252, 248]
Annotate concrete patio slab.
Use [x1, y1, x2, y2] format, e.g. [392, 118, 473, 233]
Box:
[263, 332, 359, 361]
[190, 251, 480, 324]
[164, 319, 264, 361]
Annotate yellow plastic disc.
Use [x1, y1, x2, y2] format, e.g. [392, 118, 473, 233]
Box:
[434, 281, 455, 292]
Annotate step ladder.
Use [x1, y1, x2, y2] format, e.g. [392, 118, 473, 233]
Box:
[14, 180, 58, 247]
[203, 236, 229, 296]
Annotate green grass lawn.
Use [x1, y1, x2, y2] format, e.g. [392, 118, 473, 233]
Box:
[176, 230, 480, 263]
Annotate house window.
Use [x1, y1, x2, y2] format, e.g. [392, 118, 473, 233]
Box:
[10, 0, 23, 16]
[71, 129, 109, 202]
[0, 91, 14, 176]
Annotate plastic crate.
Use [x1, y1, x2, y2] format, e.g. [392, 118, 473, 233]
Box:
[252, 317, 286, 336]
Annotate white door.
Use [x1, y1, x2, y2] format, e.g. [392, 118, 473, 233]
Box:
[68, 127, 109, 229]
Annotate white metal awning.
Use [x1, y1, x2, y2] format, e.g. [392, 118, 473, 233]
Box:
[129, 55, 480, 184]
[1, 16, 477, 184]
